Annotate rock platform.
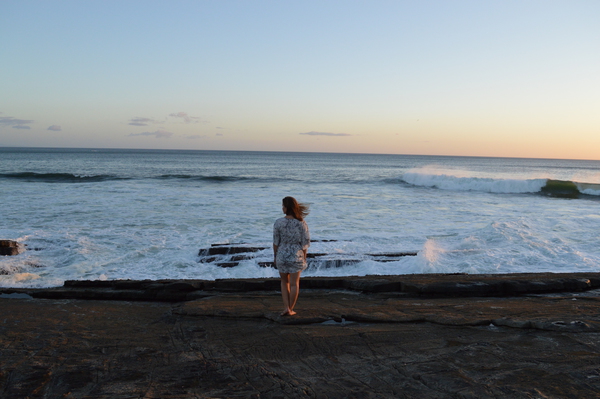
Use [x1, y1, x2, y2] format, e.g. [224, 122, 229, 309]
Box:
[2, 273, 600, 398]
[197, 242, 418, 269]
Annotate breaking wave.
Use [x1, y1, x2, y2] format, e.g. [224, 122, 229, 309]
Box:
[402, 171, 600, 198]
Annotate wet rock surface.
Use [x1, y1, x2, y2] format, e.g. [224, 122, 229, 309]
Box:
[0, 240, 23, 256]
[198, 243, 418, 269]
[2, 273, 600, 398]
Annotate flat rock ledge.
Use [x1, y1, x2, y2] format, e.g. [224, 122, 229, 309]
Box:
[3, 273, 600, 398]
[3, 273, 600, 330]
[9, 272, 600, 302]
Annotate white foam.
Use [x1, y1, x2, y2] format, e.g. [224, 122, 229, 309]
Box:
[2, 152, 600, 287]
[578, 184, 600, 196]
[402, 169, 547, 194]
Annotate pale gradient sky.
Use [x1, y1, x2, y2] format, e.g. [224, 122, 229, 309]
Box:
[2, 0, 599, 159]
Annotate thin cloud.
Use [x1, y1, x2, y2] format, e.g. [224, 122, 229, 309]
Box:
[300, 131, 352, 137]
[129, 129, 174, 138]
[128, 117, 161, 126]
[0, 116, 34, 129]
[47, 125, 62, 131]
[186, 134, 206, 139]
[216, 133, 223, 136]
[169, 112, 204, 124]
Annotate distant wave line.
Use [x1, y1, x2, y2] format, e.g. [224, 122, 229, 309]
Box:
[0, 172, 303, 184]
[155, 174, 301, 183]
[0, 172, 128, 183]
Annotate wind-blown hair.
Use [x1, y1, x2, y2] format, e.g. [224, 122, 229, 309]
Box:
[282, 196, 309, 221]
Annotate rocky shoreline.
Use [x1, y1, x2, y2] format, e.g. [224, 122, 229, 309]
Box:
[2, 273, 600, 398]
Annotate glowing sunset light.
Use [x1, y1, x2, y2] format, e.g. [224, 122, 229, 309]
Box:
[1, 1, 599, 160]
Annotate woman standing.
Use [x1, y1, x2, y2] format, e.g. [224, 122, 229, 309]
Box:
[273, 196, 310, 316]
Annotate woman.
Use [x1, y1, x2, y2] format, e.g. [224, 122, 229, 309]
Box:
[273, 196, 310, 316]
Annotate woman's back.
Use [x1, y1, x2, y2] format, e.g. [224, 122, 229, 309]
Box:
[274, 217, 308, 246]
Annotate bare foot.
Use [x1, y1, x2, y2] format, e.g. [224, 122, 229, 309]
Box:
[288, 310, 297, 316]
[280, 309, 297, 316]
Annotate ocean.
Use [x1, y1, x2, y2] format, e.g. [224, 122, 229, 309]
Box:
[1, 147, 599, 288]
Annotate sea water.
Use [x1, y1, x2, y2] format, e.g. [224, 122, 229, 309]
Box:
[1, 147, 599, 288]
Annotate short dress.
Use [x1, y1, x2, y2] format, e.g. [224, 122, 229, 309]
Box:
[273, 217, 310, 273]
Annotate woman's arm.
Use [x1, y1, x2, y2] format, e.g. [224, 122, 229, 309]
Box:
[301, 221, 309, 260]
[301, 221, 310, 250]
[273, 221, 280, 265]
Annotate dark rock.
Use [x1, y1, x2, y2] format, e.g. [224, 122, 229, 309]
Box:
[113, 279, 155, 290]
[562, 278, 592, 291]
[501, 278, 591, 295]
[214, 262, 240, 268]
[198, 245, 268, 256]
[64, 280, 116, 288]
[197, 243, 419, 269]
[306, 252, 328, 258]
[420, 281, 503, 297]
[344, 278, 403, 293]
[302, 277, 346, 289]
[28, 288, 151, 301]
[211, 279, 279, 292]
[58, 280, 207, 302]
[162, 281, 203, 292]
[198, 255, 218, 263]
[4, 274, 600, 397]
[153, 290, 192, 302]
[230, 254, 255, 261]
[366, 251, 418, 257]
[13, 273, 600, 303]
[258, 261, 275, 268]
[0, 240, 24, 256]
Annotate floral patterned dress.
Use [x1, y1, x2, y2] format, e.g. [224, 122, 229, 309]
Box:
[273, 217, 310, 273]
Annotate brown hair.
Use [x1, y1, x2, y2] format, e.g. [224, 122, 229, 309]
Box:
[282, 196, 309, 221]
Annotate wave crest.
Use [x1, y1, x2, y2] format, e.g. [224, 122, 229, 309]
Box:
[401, 169, 600, 198]
[402, 171, 546, 194]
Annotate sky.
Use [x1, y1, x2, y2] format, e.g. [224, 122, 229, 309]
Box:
[1, 1, 599, 159]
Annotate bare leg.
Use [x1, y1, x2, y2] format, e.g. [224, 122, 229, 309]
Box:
[287, 271, 301, 315]
[279, 272, 291, 315]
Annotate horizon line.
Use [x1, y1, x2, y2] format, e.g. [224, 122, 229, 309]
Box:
[0, 145, 598, 163]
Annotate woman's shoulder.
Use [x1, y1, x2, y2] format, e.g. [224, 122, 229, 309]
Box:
[274, 217, 287, 225]
[274, 217, 306, 225]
